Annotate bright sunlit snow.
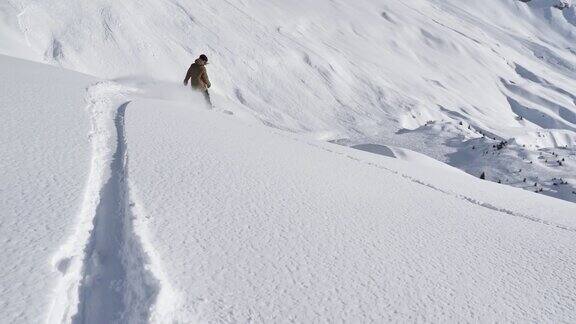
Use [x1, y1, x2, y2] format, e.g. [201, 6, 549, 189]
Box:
[1, 0, 576, 323]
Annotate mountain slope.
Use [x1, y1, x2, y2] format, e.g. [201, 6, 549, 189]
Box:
[1, 1, 576, 321]
[2, 54, 575, 321]
[3, 0, 576, 201]
[123, 95, 576, 322]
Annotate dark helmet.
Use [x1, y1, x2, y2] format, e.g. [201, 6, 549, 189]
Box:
[199, 54, 208, 63]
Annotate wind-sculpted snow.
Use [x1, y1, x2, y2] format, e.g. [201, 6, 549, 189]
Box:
[2, 0, 576, 201]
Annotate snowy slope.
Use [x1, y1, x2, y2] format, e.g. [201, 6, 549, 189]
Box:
[0, 55, 94, 323]
[1, 55, 573, 322]
[1, 0, 576, 323]
[2, 0, 576, 201]
[124, 98, 576, 322]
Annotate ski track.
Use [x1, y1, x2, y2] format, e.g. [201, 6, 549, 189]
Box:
[47, 82, 166, 324]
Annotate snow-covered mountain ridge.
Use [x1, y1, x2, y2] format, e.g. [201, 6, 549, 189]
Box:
[4, 0, 576, 202]
[520, 0, 573, 10]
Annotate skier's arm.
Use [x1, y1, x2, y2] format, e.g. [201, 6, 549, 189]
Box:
[183, 66, 192, 86]
[202, 69, 211, 88]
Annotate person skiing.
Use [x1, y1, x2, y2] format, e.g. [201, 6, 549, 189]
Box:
[183, 54, 212, 106]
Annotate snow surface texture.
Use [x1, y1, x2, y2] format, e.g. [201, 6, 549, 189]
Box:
[124, 98, 576, 322]
[2, 0, 576, 201]
[1, 55, 574, 323]
[0, 55, 94, 323]
[2, 0, 576, 323]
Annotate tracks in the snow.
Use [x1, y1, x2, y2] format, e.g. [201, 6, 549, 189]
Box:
[72, 101, 159, 323]
[47, 83, 163, 324]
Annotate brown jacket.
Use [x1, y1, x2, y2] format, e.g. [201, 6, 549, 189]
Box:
[184, 59, 211, 91]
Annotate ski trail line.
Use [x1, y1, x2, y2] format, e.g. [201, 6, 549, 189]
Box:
[46, 82, 173, 324]
[71, 101, 159, 324]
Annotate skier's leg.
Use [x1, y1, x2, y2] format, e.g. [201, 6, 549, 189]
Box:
[204, 90, 213, 108]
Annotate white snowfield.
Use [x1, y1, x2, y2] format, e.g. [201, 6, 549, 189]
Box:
[0, 55, 94, 323]
[2, 0, 576, 323]
[126, 98, 576, 322]
[1, 53, 576, 323]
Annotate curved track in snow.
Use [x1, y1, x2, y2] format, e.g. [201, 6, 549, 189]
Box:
[47, 83, 168, 324]
[72, 100, 160, 324]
